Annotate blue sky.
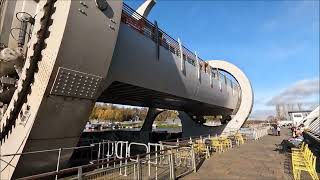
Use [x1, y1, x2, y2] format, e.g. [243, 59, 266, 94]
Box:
[125, 0, 319, 119]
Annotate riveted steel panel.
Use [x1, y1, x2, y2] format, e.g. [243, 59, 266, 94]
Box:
[50, 67, 102, 99]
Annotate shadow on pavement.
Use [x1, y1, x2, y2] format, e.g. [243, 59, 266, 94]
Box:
[273, 140, 296, 154]
[273, 140, 295, 179]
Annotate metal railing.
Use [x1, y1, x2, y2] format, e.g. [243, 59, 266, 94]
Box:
[0, 135, 209, 179]
[239, 126, 270, 140]
[121, 3, 240, 93]
[67, 147, 196, 180]
[8, 141, 199, 180]
[1, 131, 256, 180]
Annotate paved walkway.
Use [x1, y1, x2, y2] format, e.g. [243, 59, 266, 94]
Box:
[183, 129, 294, 180]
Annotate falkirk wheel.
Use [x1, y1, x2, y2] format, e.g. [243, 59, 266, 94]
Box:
[0, 0, 253, 179]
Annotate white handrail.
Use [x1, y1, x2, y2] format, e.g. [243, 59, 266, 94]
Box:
[128, 142, 149, 162]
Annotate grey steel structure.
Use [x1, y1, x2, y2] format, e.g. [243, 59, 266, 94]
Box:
[0, 0, 253, 179]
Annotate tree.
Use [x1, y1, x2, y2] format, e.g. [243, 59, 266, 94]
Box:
[89, 104, 179, 122]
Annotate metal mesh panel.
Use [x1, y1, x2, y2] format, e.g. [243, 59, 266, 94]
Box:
[140, 153, 171, 180]
[174, 147, 195, 178]
[82, 162, 137, 180]
[194, 150, 205, 170]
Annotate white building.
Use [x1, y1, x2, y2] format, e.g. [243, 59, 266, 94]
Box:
[288, 110, 311, 126]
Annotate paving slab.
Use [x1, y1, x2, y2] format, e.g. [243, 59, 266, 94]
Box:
[182, 129, 295, 180]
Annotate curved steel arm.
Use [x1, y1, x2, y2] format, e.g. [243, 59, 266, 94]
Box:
[136, 0, 156, 18]
[208, 60, 254, 133]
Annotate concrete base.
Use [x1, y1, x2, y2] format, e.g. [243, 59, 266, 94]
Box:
[179, 111, 226, 137]
[140, 108, 164, 131]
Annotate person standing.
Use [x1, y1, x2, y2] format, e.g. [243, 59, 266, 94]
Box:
[277, 125, 281, 136]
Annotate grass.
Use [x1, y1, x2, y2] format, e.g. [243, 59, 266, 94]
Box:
[155, 124, 181, 128]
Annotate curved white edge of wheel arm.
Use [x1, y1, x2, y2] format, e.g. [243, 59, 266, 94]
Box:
[208, 60, 254, 133]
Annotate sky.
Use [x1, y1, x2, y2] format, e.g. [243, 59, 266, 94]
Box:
[125, 0, 319, 119]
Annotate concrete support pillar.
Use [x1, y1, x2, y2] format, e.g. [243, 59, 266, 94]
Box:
[140, 107, 164, 131]
[179, 111, 226, 137]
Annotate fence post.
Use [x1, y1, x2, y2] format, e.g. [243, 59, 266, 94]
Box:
[117, 141, 123, 175]
[77, 166, 83, 180]
[55, 148, 62, 180]
[191, 147, 197, 172]
[98, 142, 101, 165]
[169, 149, 176, 180]
[137, 155, 142, 180]
[102, 141, 105, 168]
[148, 151, 151, 177]
[124, 142, 128, 176]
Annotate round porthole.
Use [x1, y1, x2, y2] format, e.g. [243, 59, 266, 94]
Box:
[95, 0, 108, 11]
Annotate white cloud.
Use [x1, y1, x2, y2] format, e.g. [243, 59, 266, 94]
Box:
[249, 79, 319, 120]
[249, 109, 275, 120]
[266, 78, 319, 105]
